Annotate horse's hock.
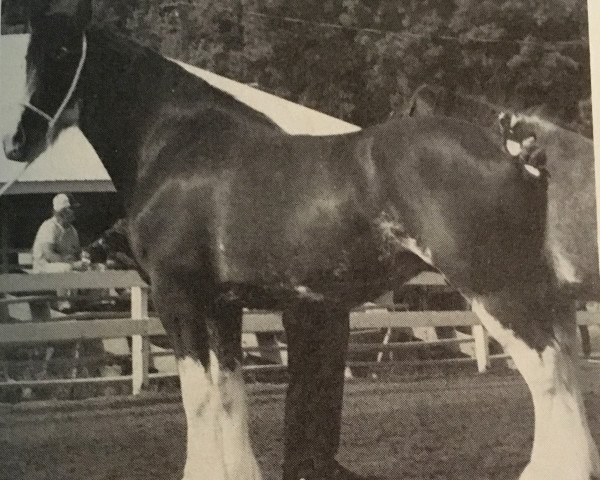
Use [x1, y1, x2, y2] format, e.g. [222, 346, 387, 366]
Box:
[472, 299, 600, 480]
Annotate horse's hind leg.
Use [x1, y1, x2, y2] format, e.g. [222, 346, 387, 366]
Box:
[153, 277, 262, 480]
[472, 291, 600, 480]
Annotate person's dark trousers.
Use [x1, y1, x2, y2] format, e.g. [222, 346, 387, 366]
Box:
[282, 300, 350, 479]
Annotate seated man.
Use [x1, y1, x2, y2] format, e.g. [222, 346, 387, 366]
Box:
[32, 193, 83, 273]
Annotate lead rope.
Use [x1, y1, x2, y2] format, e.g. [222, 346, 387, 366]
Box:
[0, 34, 88, 198]
[0, 162, 30, 196]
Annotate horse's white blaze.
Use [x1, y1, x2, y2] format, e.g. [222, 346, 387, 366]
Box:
[295, 285, 325, 301]
[355, 136, 377, 187]
[472, 300, 600, 480]
[520, 113, 556, 134]
[178, 354, 262, 480]
[209, 349, 221, 385]
[25, 67, 37, 101]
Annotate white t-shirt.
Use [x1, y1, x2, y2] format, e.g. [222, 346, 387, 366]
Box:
[32, 217, 81, 271]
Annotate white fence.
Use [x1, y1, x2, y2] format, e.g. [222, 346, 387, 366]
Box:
[0, 271, 597, 395]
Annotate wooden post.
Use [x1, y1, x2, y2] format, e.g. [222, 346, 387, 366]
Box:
[131, 285, 150, 394]
[0, 202, 9, 273]
[377, 328, 393, 363]
[255, 333, 284, 365]
[591, 2, 600, 283]
[472, 324, 490, 373]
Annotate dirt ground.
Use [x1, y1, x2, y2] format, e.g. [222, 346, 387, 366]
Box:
[2, 369, 600, 480]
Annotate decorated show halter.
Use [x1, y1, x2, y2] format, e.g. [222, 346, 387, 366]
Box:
[0, 34, 88, 197]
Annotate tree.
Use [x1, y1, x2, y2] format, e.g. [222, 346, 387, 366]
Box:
[1, 0, 27, 33]
[1, 0, 591, 133]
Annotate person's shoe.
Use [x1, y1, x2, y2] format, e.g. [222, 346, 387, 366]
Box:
[52, 300, 73, 313]
[328, 462, 382, 480]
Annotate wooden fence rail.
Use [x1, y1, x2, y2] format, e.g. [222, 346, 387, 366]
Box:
[1, 271, 598, 395]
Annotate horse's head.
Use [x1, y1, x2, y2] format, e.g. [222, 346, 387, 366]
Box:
[2, 0, 92, 163]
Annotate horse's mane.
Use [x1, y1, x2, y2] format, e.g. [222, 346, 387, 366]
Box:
[407, 84, 591, 144]
[89, 25, 280, 130]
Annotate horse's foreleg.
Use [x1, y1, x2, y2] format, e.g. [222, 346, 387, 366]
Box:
[472, 296, 600, 480]
[154, 281, 261, 480]
[180, 354, 261, 480]
[178, 353, 228, 480]
[209, 302, 262, 480]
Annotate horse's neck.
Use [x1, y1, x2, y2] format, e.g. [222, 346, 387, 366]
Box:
[76, 30, 163, 195]
[77, 27, 275, 201]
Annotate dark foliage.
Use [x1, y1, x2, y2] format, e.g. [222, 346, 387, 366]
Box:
[1, 0, 591, 133]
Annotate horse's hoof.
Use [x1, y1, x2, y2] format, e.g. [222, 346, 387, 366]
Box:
[284, 462, 383, 480]
[329, 463, 383, 480]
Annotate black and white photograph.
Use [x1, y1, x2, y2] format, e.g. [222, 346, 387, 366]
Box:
[1, 1, 599, 479]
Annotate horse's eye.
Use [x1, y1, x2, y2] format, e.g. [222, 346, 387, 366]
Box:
[51, 46, 70, 60]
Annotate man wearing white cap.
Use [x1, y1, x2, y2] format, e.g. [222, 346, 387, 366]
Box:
[32, 193, 82, 273]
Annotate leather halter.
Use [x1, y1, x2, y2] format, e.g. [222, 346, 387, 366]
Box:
[22, 34, 88, 133]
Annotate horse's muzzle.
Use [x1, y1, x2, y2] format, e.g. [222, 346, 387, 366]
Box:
[3, 128, 27, 162]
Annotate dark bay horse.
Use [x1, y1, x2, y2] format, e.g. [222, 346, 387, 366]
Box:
[3, 2, 599, 479]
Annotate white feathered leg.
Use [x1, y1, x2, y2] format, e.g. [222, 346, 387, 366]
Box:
[472, 299, 600, 480]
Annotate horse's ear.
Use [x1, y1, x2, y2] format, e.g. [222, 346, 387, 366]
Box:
[29, 0, 92, 27]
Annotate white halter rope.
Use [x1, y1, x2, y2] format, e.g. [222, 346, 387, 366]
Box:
[0, 34, 88, 197]
[26, 34, 88, 133]
[0, 162, 29, 196]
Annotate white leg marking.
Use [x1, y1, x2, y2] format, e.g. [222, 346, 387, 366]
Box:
[179, 353, 263, 480]
[472, 300, 600, 480]
[179, 356, 227, 480]
[218, 362, 263, 480]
